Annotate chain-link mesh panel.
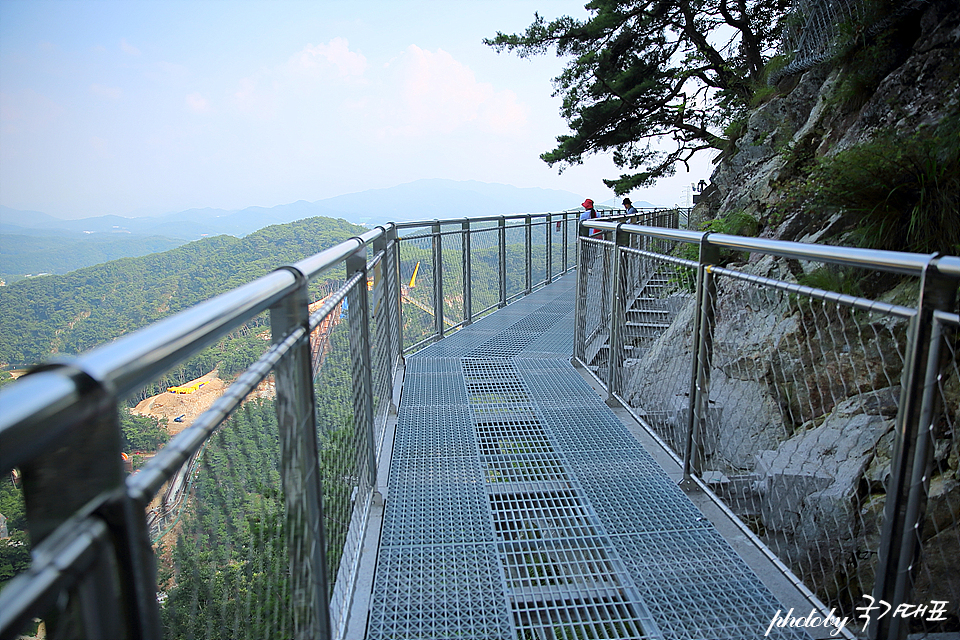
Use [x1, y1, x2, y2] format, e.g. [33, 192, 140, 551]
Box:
[551, 215, 566, 279]
[574, 238, 614, 379]
[532, 219, 548, 289]
[618, 250, 698, 455]
[397, 232, 435, 351]
[469, 223, 503, 320]
[505, 220, 527, 302]
[699, 270, 908, 625]
[157, 399, 296, 640]
[321, 274, 377, 638]
[772, 0, 934, 84]
[439, 225, 464, 329]
[369, 251, 397, 457]
[564, 215, 579, 273]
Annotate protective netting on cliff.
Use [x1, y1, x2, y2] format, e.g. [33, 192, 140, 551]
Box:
[771, 0, 934, 85]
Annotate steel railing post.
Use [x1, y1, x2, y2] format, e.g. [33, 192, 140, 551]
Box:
[394, 231, 407, 356]
[346, 249, 377, 491]
[573, 218, 593, 365]
[525, 214, 533, 295]
[606, 224, 629, 403]
[462, 219, 473, 325]
[372, 230, 394, 378]
[682, 234, 720, 484]
[870, 257, 959, 640]
[103, 486, 163, 640]
[15, 365, 162, 640]
[384, 225, 403, 369]
[432, 221, 444, 339]
[498, 217, 507, 308]
[270, 270, 331, 640]
[562, 212, 569, 273]
[546, 214, 553, 284]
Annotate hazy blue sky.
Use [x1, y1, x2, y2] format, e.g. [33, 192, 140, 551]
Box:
[1, 0, 716, 220]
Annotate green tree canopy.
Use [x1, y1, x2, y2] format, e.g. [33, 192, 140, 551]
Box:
[485, 0, 789, 193]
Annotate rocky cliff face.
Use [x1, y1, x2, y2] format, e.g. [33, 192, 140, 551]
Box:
[624, 0, 960, 625]
[702, 0, 959, 246]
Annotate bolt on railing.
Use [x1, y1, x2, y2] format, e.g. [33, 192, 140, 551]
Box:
[0, 211, 584, 640]
[574, 217, 960, 639]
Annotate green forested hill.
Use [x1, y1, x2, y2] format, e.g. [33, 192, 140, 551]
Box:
[0, 233, 189, 281]
[0, 217, 365, 367]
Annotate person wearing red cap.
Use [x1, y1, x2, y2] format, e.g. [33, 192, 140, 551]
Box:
[580, 198, 598, 236]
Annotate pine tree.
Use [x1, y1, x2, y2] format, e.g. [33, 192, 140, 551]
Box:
[485, 0, 790, 193]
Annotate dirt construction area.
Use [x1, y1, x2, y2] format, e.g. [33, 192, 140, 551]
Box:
[132, 371, 226, 436]
[131, 370, 277, 436]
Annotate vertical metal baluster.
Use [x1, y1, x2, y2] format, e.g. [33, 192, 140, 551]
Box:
[271, 270, 331, 640]
[498, 216, 507, 308]
[462, 219, 472, 326]
[525, 214, 533, 295]
[682, 234, 719, 484]
[432, 221, 444, 339]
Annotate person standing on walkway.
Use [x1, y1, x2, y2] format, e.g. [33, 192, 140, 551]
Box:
[580, 198, 598, 236]
[622, 197, 638, 217]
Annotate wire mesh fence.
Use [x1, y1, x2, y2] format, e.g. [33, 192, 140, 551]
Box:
[700, 267, 909, 626]
[156, 399, 293, 640]
[396, 214, 580, 354]
[440, 224, 466, 330]
[397, 230, 436, 351]
[575, 220, 960, 638]
[574, 237, 614, 379]
[617, 250, 699, 455]
[505, 219, 528, 302]
[470, 221, 505, 320]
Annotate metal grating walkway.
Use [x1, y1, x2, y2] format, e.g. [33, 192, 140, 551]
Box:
[368, 275, 810, 640]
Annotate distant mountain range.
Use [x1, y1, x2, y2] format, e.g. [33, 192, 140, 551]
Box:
[0, 179, 656, 280]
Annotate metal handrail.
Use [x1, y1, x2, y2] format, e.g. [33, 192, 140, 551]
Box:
[587, 220, 937, 275]
[0, 210, 593, 640]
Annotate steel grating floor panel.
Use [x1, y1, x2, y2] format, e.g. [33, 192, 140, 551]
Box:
[368, 274, 810, 640]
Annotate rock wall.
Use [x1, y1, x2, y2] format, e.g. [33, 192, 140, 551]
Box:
[701, 0, 960, 244]
[623, 0, 960, 624]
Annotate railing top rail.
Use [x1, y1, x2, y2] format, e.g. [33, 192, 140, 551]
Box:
[292, 226, 384, 280]
[390, 207, 686, 230]
[938, 255, 960, 278]
[589, 220, 942, 277]
[590, 220, 704, 243]
[392, 212, 569, 230]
